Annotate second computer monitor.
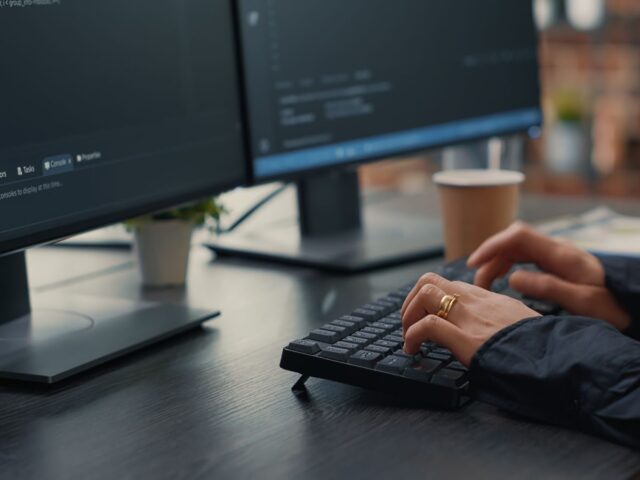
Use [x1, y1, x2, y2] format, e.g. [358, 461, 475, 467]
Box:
[238, 0, 541, 180]
[208, 0, 542, 273]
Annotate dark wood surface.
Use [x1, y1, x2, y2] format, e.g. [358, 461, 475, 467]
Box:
[1, 193, 640, 479]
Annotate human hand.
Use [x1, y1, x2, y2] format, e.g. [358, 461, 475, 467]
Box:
[467, 222, 630, 331]
[400, 273, 538, 366]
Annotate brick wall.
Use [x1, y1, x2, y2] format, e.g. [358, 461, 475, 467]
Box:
[530, 0, 640, 196]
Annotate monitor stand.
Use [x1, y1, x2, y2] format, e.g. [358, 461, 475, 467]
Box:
[0, 252, 218, 384]
[207, 170, 444, 273]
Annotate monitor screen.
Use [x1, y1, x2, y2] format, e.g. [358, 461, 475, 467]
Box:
[0, 0, 247, 254]
[238, 0, 542, 180]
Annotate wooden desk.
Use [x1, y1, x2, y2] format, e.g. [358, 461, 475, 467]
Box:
[1, 193, 639, 479]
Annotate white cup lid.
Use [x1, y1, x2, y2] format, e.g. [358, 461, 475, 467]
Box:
[433, 169, 525, 187]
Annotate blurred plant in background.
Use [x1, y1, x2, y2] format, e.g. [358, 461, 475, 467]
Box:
[526, 0, 640, 196]
[551, 89, 588, 123]
[544, 89, 591, 174]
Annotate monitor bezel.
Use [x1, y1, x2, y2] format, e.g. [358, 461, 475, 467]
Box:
[248, 121, 542, 185]
[0, 177, 244, 258]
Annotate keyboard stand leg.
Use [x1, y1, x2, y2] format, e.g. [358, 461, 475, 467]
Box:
[292, 375, 309, 395]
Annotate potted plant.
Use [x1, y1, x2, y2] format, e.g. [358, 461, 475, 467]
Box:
[544, 89, 591, 174]
[125, 198, 226, 288]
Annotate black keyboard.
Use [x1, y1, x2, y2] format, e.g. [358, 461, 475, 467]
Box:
[280, 259, 562, 409]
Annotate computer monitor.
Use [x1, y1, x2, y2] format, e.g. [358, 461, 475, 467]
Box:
[0, 0, 247, 382]
[209, 0, 542, 273]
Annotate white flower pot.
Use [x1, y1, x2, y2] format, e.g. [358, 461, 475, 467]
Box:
[544, 122, 590, 174]
[134, 220, 194, 288]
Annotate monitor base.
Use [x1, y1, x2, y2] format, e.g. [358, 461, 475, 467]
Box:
[207, 216, 443, 274]
[207, 170, 444, 274]
[0, 293, 218, 384]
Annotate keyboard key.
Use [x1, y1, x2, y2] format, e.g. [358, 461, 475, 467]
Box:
[403, 369, 432, 383]
[362, 303, 389, 315]
[339, 315, 368, 328]
[365, 344, 392, 355]
[343, 335, 369, 346]
[426, 352, 451, 362]
[309, 329, 340, 343]
[321, 324, 348, 337]
[370, 322, 395, 331]
[363, 326, 385, 335]
[319, 346, 350, 362]
[378, 317, 401, 327]
[375, 297, 394, 304]
[447, 361, 468, 372]
[386, 341, 404, 350]
[501, 288, 523, 301]
[393, 349, 419, 361]
[374, 339, 400, 350]
[351, 308, 380, 322]
[349, 350, 382, 368]
[403, 359, 443, 382]
[388, 311, 402, 320]
[376, 355, 412, 375]
[375, 304, 396, 315]
[397, 283, 413, 292]
[492, 277, 509, 293]
[419, 345, 432, 357]
[458, 271, 475, 284]
[440, 265, 460, 280]
[431, 347, 451, 356]
[331, 320, 357, 334]
[334, 341, 359, 352]
[353, 331, 377, 341]
[313, 341, 330, 350]
[431, 368, 468, 388]
[384, 334, 404, 344]
[387, 291, 407, 300]
[378, 297, 402, 309]
[417, 358, 443, 373]
[287, 339, 321, 355]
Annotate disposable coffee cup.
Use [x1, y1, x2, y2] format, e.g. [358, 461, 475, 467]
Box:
[433, 169, 525, 261]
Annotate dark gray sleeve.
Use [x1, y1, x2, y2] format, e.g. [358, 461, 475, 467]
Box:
[598, 256, 640, 340]
[469, 315, 640, 449]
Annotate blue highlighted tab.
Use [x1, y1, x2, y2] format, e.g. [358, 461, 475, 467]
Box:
[43, 154, 74, 176]
[254, 107, 543, 178]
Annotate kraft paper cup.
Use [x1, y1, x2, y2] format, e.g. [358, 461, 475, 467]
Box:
[433, 169, 525, 261]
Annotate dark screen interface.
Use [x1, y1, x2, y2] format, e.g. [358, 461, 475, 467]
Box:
[0, 0, 245, 249]
[239, 0, 542, 179]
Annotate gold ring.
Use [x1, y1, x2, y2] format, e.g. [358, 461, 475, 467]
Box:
[437, 294, 460, 320]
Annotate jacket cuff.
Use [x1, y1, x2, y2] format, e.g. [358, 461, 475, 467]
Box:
[468, 315, 634, 427]
[599, 255, 632, 296]
[598, 255, 640, 340]
[469, 315, 640, 448]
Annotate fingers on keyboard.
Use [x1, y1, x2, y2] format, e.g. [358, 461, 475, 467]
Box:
[286, 278, 474, 396]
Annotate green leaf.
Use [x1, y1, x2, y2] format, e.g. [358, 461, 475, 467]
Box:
[124, 197, 227, 231]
